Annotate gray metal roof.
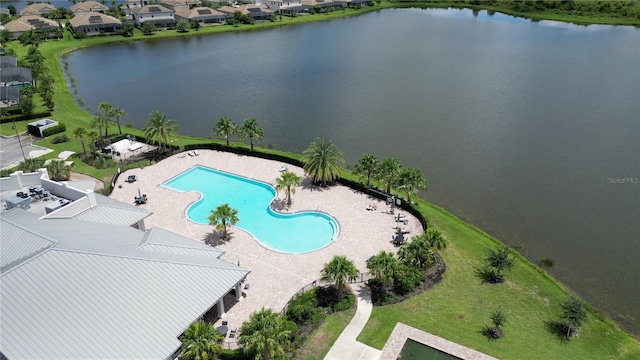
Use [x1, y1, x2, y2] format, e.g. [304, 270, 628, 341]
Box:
[0, 211, 249, 360]
[43, 193, 152, 227]
[0, 216, 55, 272]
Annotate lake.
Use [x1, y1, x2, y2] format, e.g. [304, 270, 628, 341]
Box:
[63, 8, 640, 333]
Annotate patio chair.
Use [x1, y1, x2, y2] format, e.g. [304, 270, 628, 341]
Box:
[229, 328, 237, 339]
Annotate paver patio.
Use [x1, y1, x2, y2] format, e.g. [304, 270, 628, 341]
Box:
[109, 150, 422, 347]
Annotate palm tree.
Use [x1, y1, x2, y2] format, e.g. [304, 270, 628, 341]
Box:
[179, 319, 224, 360]
[87, 130, 99, 152]
[301, 138, 345, 186]
[112, 107, 127, 135]
[366, 251, 400, 289]
[20, 158, 45, 173]
[377, 157, 402, 194]
[320, 255, 359, 298]
[398, 235, 437, 270]
[354, 154, 379, 187]
[73, 127, 87, 156]
[207, 204, 239, 240]
[286, 291, 320, 324]
[143, 111, 180, 153]
[98, 102, 114, 138]
[397, 167, 427, 203]
[239, 308, 296, 360]
[91, 115, 105, 143]
[275, 171, 301, 206]
[214, 116, 237, 146]
[46, 160, 71, 181]
[239, 118, 264, 151]
[424, 228, 447, 251]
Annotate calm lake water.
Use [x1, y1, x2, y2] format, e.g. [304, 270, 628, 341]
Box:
[64, 8, 640, 333]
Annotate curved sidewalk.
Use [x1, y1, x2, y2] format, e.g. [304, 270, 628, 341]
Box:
[324, 283, 382, 360]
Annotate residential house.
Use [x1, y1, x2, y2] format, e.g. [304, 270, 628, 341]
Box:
[0, 169, 250, 359]
[0, 55, 32, 107]
[18, 3, 57, 17]
[174, 7, 226, 24]
[70, 1, 110, 15]
[69, 12, 123, 36]
[301, 0, 344, 11]
[261, 0, 304, 13]
[218, 4, 275, 21]
[2, 15, 59, 38]
[162, 0, 201, 11]
[131, 5, 177, 27]
[335, 0, 373, 8]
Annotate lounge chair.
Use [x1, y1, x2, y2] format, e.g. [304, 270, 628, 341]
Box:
[279, 165, 288, 172]
[188, 151, 195, 157]
[194, 150, 200, 156]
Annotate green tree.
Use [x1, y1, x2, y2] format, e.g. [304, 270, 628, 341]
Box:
[320, 255, 359, 298]
[239, 118, 264, 151]
[143, 110, 180, 153]
[275, 171, 301, 206]
[398, 235, 437, 270]
[18, 30, 43, 49]
[0, 29, 13, 44]
[286, 290, 323, 325]
[397, 167, 427, 203]
[74, 127, 87, 155]
[301, 137, 344, 186]
[112, 107, 127, 135]
[141, 21, 156, 35]
[46, 159, 71, 181]
[21, 158, 45, 173]
[19, 93, 34, 116]
[560, 296, 588, 338]
[191, 21, 201, 31]
[91, 115, 105, 143]
[176, 19, 190, 32]
[475, 246, 515, 284]
[354, 153, 378, 187]
[207, 203, 239, 240]
[366, 250, 400, 289]
[424, 227, 447, 251]
[121, 23, 135, 37]
[377, 157, 402, 194]
[178, 319, 224, 360]
[393, 263, 423, 295]
[484, 310, 507, 340]
[239, 308, 296, 360]
[98, 102, 114, 138]
[213, 116, 237, 146]
[7, 5, 16, 16]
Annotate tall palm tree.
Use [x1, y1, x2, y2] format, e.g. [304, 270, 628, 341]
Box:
[207, 203, 239, 240]
[98, 102, 114, 138]
[320, 255, 359, 298]
[354, 154, 379, 187]
[366, 251, 400, 289]
[239, 308, 296, 360]
[275, 171, 301, 206]
[301, 138, 345, 186]
[112, 107, 127, 135]
[20, 158, 45, 173]
[91, 115, 105, 143]
[87, 130, 99, 152]
[46, 160, 71, 181]
[179, 319, 224, 360]
[397, 167, 427, 203]
[143, 111, 180, 153]
[73, 127, 87, 156]
[214, 116, 237, 147]
[377, 157, 402, 194]
[239, 118, 264, 151]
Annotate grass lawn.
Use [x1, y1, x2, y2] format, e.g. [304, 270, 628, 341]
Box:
[295, 308, 356, 360]
[356, 198, 640, 359]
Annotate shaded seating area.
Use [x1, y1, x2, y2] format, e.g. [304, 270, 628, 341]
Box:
[126, 175, 137, 183]
[134, 194, 147, 205]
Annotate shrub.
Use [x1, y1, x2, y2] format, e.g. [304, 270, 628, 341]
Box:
[367, 278, 393, 306]
[315, 285, 355, 312]
[539, 258, 555, 267]
[42, 123, 67, 137]
[50, 134, 70, 144]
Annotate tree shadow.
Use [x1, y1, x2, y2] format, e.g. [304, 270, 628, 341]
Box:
[203, 230, 233, 246]
[544, 320, 572, 343]
[270, 198, 288, 211]
[301, 177, 326, 192]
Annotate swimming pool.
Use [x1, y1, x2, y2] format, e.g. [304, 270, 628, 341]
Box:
[162, 166, 339, 253]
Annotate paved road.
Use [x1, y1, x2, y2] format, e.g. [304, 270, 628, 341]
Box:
[0, 134, 51, 170]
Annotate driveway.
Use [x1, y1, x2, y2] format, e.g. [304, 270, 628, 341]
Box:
[0, 134, 53, 170]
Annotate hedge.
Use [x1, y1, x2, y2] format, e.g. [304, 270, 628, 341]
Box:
[41, 123, 66, 137]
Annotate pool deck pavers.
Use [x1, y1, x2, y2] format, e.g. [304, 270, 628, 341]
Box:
[109, 149, 422, 349]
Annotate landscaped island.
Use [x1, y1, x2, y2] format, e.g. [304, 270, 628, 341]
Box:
[2, 2, 640, 359]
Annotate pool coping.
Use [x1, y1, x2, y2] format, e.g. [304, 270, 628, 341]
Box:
[160, 164, 341, 254]
[380, 322, 499, 360]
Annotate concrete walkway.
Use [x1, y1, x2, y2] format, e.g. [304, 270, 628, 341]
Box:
[324, 283, 382, 360]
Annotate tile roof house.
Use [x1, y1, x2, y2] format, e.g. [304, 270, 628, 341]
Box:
[174, 7, 226, 24]
[69, 12, 123, 36]
[2, 15, 59, 37]
[261, 0, 304, 13]
[0, 169, 250, 359]
[18, 3, 57, 16]
[217, 4, 274, 20]
[131, 4, 177, 27]
[70, 1, 110, 15]
[161, 0, 201, 11]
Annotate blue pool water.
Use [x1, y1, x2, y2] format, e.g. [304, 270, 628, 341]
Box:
[162, 166, 339, 253]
